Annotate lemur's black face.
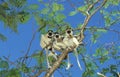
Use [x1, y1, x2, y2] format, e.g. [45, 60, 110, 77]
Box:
[67, 30, 71, 34]
[47, 30, 53, 37]
[66, 28, 73, 34]
[54, 32, 59, 38]
[56, 34, 59, 38]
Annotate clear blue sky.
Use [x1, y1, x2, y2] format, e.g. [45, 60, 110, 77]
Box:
[0, 0, 120, 77]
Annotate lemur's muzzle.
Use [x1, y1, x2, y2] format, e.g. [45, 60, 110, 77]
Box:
[67, 30, 71, 34]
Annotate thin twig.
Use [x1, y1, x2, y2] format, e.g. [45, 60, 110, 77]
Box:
[22, 25, 46, 64]
[30, 70, 46, 77]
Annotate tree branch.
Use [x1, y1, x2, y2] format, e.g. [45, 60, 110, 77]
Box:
[22, 25, 46, 64]
[30, 70, 46, 77]
[44, 49, 70, 77]
[91, 0, 107, 16]
[86, 0, 100, 15]
[80, 0, 107, 42]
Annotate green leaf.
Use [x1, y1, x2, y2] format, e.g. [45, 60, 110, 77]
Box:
[105, 16, 111, 26]
[0, 60, 9, 69]
[9, 0, 26, 8]
[52, 3, 64, 12]
[7, 69, 21, 77]
[27, 4, 39, 10]
[48, 56, 56, 66]
[59, 61, 67, 68]
[41, 8, 49, 14]
[48, 12, 55, 17]
[0, 2, 10, 10]
[83, 70, 95, 77]
[91, 33, 100, 44]
[69, 10, 78, 16]
[104, 50, 109, 56]
[93, 48, 101, 57]
[78, 46, 86, 54]
[0, 33, 7, 41]
[82, 71, 89, 77]
[78, 5, 87, 12]
[110, 65, 117, 70]
[97, 29, 107, 33]
[34, 51, 46, 65]
[54, 14, 66, 23]
[18, 11, 30, 23]
[5, 14, 18, 32]
[38, 0, 43, 1]
[19, 63, 29, 73]
[78, 24, 83, 28]
[34, 15, 46, 28]
[102, 68, 109, 74]
[99, 57, 108, 64]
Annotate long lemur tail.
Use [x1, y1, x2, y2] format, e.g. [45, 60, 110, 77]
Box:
[74, 49, 82, 70]
[66, 54, 71, 70]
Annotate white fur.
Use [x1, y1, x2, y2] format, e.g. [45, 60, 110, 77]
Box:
[63, 31, 82, 70]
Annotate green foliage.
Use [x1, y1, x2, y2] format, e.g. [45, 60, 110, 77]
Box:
[59, 61, 67, 69]
[41, 8, 50, 14]
[89, 26, 107, 44]
[78, 46, 86, 54]
[91, 33, 100, 44]
[82, 70, 95, 77]
[104, 0, 120, 8]
[93, 47, 110, 64]
[78, 5, 88, 12]
[0, 33, 7, 41]
[97, 29, 107, 33]
[34, 51, 46, 67]
[100, 8, 120, 27]
[52, 3, 64, 12]
[48, 56, 56, 66]
[9, 0, 26, 8]
[99, 56, 109, 64]
[17, 11, 30, 23]
[0, 0, 31, 32]
[54, 13, 66, 23]
[69, 10, 78, 16]
[69, 5, 88, 16]
[0, 59, 9, 69]
[6, 69, 21, 77]
[27, 4, 39, 10]
[93, 47, 109, 57]
[20, 64, 29, 73]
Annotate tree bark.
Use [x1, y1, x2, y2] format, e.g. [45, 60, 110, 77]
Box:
[44, 49, 69, 77]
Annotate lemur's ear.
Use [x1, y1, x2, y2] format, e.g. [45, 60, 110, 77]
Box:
[48, 30, 53, 33]
[54, 32, 59, 35]
[66, 27, 72, 30]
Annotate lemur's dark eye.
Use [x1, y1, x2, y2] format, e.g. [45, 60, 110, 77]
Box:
[67, 30, 71, 34]
[49, 48, 52, 51]
[48, 32, 52, 36]
[56, 35, 59, 38]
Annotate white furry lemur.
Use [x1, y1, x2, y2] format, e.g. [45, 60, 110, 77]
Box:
[40, 30, 57, 68]
[53, 32, 67, 51]
[63, 28, 82, 70]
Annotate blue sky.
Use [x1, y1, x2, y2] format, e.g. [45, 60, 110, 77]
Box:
[0, 0, 120, 77]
